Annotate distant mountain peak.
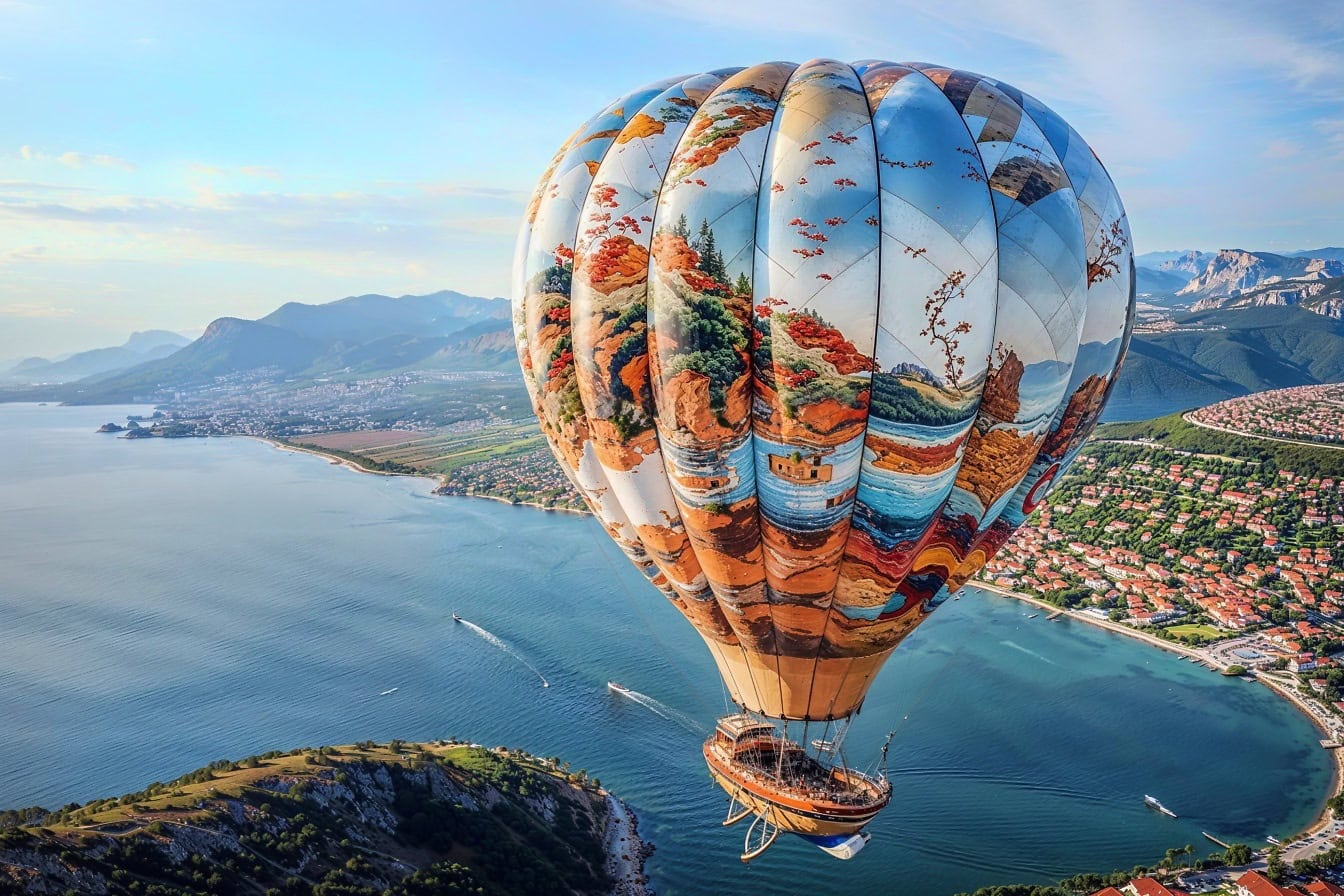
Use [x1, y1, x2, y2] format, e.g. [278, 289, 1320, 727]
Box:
[1176, 249, 1344, 298]
[1158, 250, 1213, 276]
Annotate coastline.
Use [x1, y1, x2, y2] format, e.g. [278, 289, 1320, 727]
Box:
[603, 793, 653, 896]
[972, 580, 1344, 844]
[249, 437, 440, 485]
[240, 432, 1340, 858]
[248, 436, 592, 516]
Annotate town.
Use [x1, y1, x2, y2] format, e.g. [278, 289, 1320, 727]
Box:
[1189, 385, 1344, 448]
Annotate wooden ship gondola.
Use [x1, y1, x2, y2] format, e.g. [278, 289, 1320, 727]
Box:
[704, 714, 892, 861]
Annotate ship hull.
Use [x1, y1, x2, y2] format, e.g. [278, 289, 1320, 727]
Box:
[704, 747, 886, 837]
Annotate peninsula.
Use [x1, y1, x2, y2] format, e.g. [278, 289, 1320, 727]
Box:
[0, 740, 650, 896]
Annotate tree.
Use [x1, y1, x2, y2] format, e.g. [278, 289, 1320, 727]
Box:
[1266, 845, 1286, 881]
[695, 218, 726, 282]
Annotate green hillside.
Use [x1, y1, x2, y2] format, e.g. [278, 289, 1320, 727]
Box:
[1104, 307, 1344, 421]
[0, 741, 625, 896]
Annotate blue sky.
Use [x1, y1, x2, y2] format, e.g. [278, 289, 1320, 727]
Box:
[1, 0, 1341, 358]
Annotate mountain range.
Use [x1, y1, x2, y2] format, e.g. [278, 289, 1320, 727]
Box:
[5, 243, 1343, 420]
[1, 330, 190, 384]
[27, 291, 515, 402]
[1104, 306, 1344, 421]
[1134, 247, 1344, 303]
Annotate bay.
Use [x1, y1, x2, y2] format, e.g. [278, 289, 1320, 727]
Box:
[0, 402, 1331, 895]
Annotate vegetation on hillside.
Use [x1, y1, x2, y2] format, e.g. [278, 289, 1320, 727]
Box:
[0, 741, 620, 896]
[1095, 412, 1344, 479]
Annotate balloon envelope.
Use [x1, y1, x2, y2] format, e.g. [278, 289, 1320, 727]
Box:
[513, 59, 1135, 721]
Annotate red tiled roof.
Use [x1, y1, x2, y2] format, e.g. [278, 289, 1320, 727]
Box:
[1305, 881, 1344, 896]
[1237, 870, 1305, 896]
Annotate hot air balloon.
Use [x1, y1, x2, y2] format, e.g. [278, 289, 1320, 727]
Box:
[513, 59, 1135, 861]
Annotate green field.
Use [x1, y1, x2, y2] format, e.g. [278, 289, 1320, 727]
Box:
[1165, 623, 1224, 642]
[355, 421, 548, 475]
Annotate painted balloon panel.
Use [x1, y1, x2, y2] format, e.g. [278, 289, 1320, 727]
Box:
[520, 83, 691, 598]
[819, 65, 1001, 660]
[648, 63, 797, 655]
[516, 58, 1135, 721]
[569, 74, 743, 644]
[751, 59, 879, 632]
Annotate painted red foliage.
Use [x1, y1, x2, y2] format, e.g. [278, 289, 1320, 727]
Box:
[785, 314, 877, 374]
[548, 349, 573, 379]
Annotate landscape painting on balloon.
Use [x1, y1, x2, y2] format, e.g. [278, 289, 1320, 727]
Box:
[516, 59, 1136, 719]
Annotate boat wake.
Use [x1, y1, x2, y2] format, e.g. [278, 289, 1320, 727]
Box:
[456, 619, 550, 689]
[609, 684, 704, 734]
[1000, 640, 1058, 666]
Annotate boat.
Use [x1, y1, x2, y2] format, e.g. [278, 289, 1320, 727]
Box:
[378, 687, 398, 697]
[1268, 835, 1282, 845]
[451, 613, 462, 623]
[1145, 794, 1177, 818]
[607, 681, 631, 695]
[1028, 613, 1039, 619]
[705, 714, 891, 861]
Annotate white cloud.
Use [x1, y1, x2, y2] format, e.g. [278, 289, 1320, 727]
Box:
[0, 301, 74, 318]
[190, 163, 283, 181]
[238, 165, 281, 180]
[17, 145, 136, 170]
[0, 180, 523, 280]
[1318, 119, 1344, 160]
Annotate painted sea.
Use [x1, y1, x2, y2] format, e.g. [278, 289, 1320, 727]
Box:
[0, 402, 1332, 896]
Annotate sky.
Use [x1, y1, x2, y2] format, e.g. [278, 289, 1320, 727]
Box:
[1, 0, 1341, 359]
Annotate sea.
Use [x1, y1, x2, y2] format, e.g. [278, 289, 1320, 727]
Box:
[0, 402, 1331, 896]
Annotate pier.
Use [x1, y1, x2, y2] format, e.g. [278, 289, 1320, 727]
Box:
[1203, 832, 1231, 849]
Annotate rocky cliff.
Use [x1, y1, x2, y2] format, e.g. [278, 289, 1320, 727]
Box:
[0, 741, 649, 896]
[1176, 250, 1344, 298]
[1190, 275, 1344, 319]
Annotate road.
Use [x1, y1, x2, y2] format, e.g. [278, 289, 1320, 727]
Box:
[1183, 412, 1344, 452]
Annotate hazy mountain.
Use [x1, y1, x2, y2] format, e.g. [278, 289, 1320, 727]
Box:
[68, 318, 323, 401]
[1176, 249, 1343, 298]
[1103, 306, 1344, 421]
[1288, 247, 1344, 262]
[1133, 249, 1212, 274]
[1135, 266, 1190, 297]
[123, 329, 191, 353]
[259, 290, 508, 344]
[1, 330, 190, 384]
[64, 291, 513, 401]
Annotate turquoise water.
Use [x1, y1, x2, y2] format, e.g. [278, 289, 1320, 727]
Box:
[0, 402, 1331, 895]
